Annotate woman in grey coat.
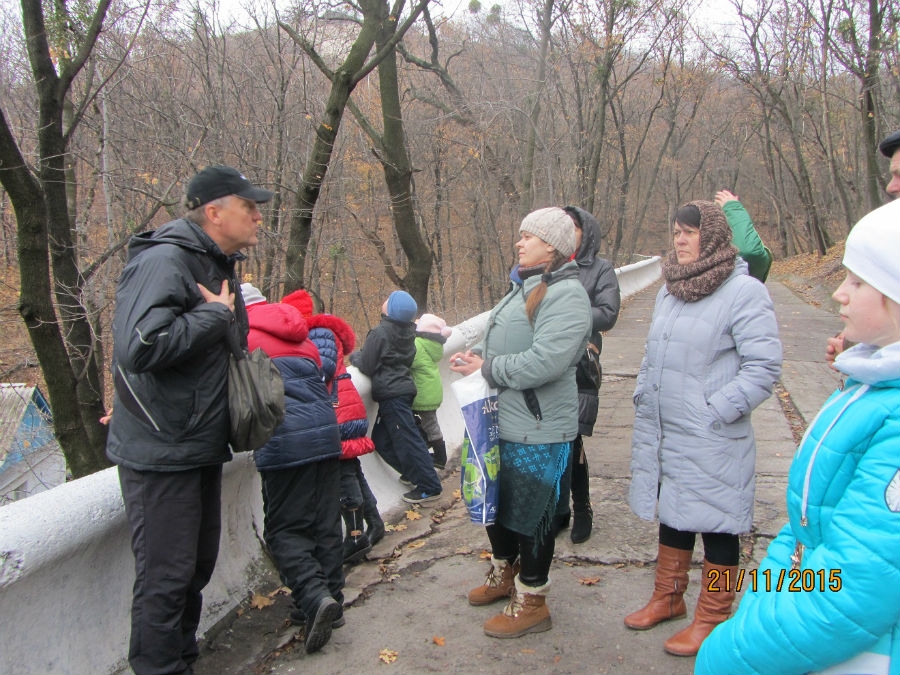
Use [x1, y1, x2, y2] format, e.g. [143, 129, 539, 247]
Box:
[624, 200, 781, 657]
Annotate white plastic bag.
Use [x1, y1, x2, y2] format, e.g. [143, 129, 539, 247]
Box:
[451, 371, 500, 525]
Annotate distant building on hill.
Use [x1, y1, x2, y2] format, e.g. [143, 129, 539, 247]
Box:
[0, 384, 66, 506]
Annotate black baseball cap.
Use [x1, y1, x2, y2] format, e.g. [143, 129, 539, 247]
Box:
[185, 165, 274, 209]
[878, 130, 900, 158]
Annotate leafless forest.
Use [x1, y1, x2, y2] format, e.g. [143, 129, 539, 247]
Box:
[1, 0, 897, 474]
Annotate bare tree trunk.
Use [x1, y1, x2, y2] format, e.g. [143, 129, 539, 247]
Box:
[279, 0, 431, 295]
[859, 0, 884, 210]
[0, 0, 115, 477]
[520, 0, 555, 215]
[363, 1, 434, 307]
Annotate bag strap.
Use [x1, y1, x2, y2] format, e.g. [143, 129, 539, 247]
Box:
[225, 323, 245, 360]
[331, 372, 350, 407]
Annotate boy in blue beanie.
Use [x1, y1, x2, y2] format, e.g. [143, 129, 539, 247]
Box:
[350, 291, 443, 504]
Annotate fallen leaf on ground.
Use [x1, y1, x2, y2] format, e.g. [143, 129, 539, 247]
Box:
[407, 540, 426, 550]
[479, 550, 492, 559]
[578, 576, 602, 585]
[379, 648, 399, 664]
[269, 586, 291, 597]
[432, 636, 445, 646]
[520, 648, 535, 654]
[405, 510, 422, 520]
[250, 594, 275, 610]
[385, 523, 407, 532]
[453, 489, 461, 499]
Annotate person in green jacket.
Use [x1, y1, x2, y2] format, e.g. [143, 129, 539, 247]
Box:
[411, 314, 453, 469]
[714, 189, 773, 282]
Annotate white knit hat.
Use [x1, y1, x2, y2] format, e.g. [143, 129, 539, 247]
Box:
[416, 313, 452, 338]
[843, 200, 900, 305]
[240, 282, 266, 306]
[519, 207, 577, 259]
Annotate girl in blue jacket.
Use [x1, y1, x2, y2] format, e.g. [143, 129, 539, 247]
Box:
[696, 199, 900, 675]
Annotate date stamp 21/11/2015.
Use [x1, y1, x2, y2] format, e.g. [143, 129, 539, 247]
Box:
[707, 567, 843, 593]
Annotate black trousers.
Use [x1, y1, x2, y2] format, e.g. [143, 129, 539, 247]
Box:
[339, 457, 379, 512]
[371, 395, 441, 494]
[261, 457, 344, 619]
[659, 523, 740, 566]
[119, 464, 222, 675]
[556, 434, 590, 517]
[486, 522, 555, 587]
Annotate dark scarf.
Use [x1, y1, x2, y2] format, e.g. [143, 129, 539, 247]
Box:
[516, 263, 546, 280]
[663, 200, 738, 302]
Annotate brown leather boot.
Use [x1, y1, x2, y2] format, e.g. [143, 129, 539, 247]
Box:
[483, 576, 552, 638]
[664, 559, 737, 656]
[467, 557, 519, 606]
[624, 544, 692, 630]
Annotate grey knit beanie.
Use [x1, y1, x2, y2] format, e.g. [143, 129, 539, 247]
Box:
[519, 207, 577, 259]
[240, 282, 266, 306]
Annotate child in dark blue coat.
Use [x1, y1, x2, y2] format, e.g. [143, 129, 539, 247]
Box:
[350, 291, 442, 504]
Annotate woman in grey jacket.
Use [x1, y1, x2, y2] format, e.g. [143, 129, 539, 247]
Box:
[451, 207, 591, 640]
[624, 201, 781, 657]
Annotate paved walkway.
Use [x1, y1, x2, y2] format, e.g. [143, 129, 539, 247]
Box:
[196, 280, 844, 675]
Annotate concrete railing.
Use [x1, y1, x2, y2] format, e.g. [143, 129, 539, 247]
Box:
[0, 257, 660, 675]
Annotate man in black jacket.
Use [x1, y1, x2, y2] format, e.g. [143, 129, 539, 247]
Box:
[107, 165, 272, 675]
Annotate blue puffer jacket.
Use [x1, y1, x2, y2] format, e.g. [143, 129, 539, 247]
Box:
[696, 341, 900, 675]
[246, 303, 341, 471]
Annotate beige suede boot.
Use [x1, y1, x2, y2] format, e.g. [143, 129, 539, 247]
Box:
[467, 557, 519, 606]
[483, 576, 552, 639]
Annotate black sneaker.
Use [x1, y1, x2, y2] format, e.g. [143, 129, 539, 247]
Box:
[401, 488, 441, 504]
[291, 606, 344, 629]
[305, 596, 342, 654]
[332, 608, 346, 629]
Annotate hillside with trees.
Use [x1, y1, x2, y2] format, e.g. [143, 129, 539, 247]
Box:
[0, 0, 897, 475]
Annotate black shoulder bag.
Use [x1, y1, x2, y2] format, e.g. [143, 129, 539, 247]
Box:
[575, 339, 603, 391]
[226, 328, 285, 453]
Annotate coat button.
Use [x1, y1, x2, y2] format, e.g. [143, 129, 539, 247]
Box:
[652, 384, 659, 391]
[713, 422, 721, 430]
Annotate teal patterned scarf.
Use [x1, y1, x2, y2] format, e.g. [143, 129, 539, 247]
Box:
[497, 440, 571, 542]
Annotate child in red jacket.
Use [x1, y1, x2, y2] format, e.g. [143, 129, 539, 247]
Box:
[282, 289, 385, 565]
